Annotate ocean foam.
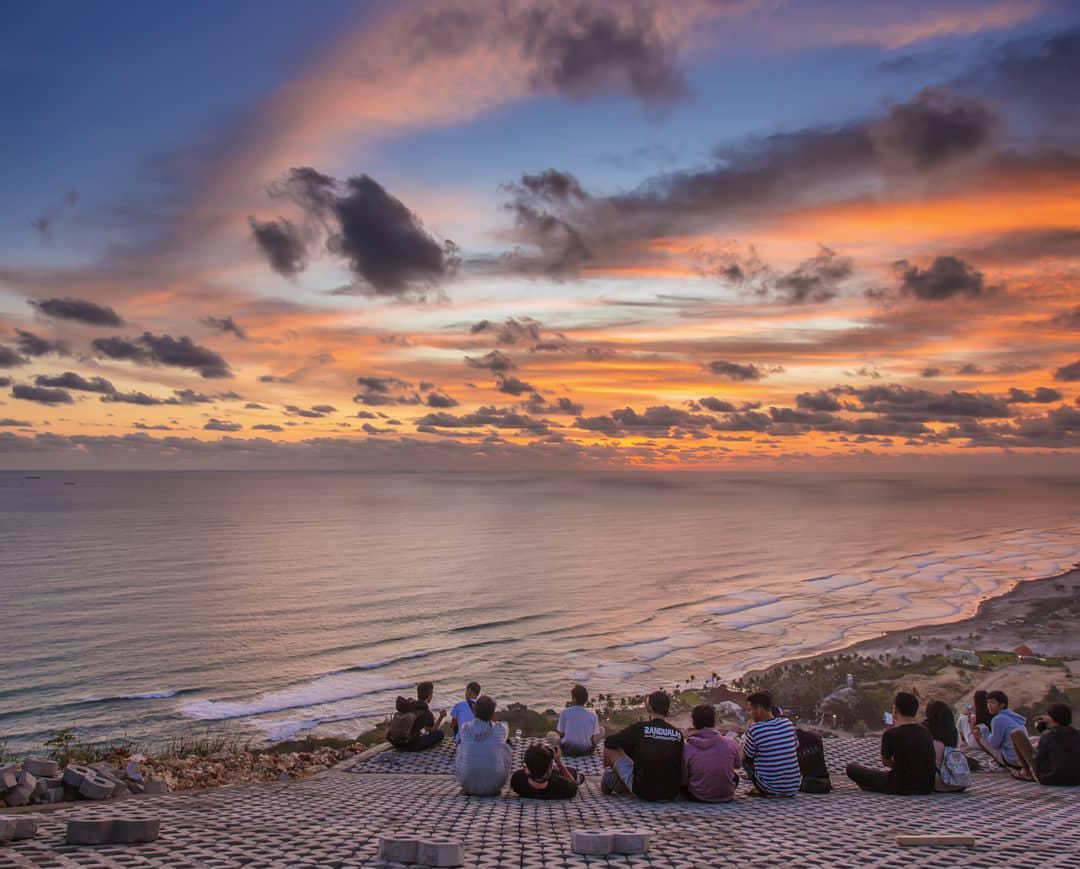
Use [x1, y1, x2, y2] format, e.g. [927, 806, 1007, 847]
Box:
[179, 674, 412, 721]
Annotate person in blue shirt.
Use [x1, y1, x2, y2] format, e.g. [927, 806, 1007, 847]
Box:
[970, 690, 1027, 768]
[451, 682, 481, 745]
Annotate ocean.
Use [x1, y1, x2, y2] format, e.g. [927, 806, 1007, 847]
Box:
[2, 470, 1078, 753]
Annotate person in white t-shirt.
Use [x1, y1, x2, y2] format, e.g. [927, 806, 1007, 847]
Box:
[548, 684, 605, 757]
[451, 681, 481, 745]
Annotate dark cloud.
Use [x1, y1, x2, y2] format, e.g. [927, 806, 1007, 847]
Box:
[869, 87, 996, 170]
[204, 419, 242, 432]
[101, 390, 167, 406]
[1049, 306, 1080, 330]
[91, 332, 232, 378]
[14, 329, 67, 357]
[12, 384, 73, 405]
[522, 5, 689, 106]
[171, 389, 215, 405]
[35, 372, 116, 394]
[523, 394, 583, 415]
[262, 168, 458, 295]
[696, 397, 737, 413]
[1054, 359, 1080, 381]
[285, 404, 336, 418]
[249, 217, 307, 278]
[465, 350, 515, 372]
[498, 171, 593, 277]
[259, 374, 293, 384]
[709, 360, 765, 381]
[795, 390, 843, 412]
[355, 411, 378, 419]
[0, 377, 11, 387]
[847, 384, 1011, 419]
[1007, 387, 1061, 404]
[921, 367, 943, 378]
[893, 255, 987, 301]
[956, 363, 983, 375]
[415, 405, 551, 436]
[29, 296, 124, 327]
[769, 246, 853, 304]
[576, 404, 715, 437]
[245, 402, 267, 410]
[356, 376, 411, 393]
[496, 374, 535, 396]
[252, 424, 284, 432]
[425, 391, 459, 408]
[0, 418, 32, 427]
[200, 315, 248, 339]
[0, 346, 28, 368]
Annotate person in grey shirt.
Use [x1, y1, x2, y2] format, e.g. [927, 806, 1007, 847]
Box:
[455, 695, 512, 796]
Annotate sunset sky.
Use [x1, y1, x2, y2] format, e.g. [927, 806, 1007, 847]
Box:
[2, 0, 1079, 469]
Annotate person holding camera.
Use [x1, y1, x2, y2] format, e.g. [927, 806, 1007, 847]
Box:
[1011, 703, 1080, 786]
[510, 743, 580, 800]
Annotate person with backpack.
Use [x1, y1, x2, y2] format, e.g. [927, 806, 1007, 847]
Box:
[455, 695, 512, 796]
[846, 692, 935, 794]
[387, 681, 446, 752]
[923, 699, 970, 792]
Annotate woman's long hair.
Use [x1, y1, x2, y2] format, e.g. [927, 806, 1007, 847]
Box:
[924, 699, 959, 748]
[973, 690, 993, 728]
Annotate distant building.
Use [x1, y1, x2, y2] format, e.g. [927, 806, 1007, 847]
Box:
[1014, 643, 1038, 660]
[950, 649, 980, 667]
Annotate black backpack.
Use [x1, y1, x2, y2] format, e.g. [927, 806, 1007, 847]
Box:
[386, 697, 418, 747]
[796, 728, 832, 793]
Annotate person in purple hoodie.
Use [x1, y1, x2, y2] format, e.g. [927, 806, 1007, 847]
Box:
[682, 704, 741, 802]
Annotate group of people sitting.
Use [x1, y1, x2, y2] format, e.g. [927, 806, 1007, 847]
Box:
[386, 681, 1080, 801]
[846, 689, 1080, 794]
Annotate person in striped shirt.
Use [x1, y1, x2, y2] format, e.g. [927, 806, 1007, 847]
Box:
[741, 691, 802, 797]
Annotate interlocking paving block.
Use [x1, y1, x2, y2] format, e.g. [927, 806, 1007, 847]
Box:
[14, 771, 36, 793]
[347, 738, 606, 778]
[65, 818, 115, 845]
[570, 830, 612, 855]
[62, 764, 93, 789]
[78, 774, 116, 801]
[0, 737, 1075, 869]
[23, 758, 60, 778]
[0, 817, 16, 841]
[378, 834, 418, 862]
[111, 818, 160, 844]
[3, 784, 33, 807]
[0, 766, 16, 791]
[142, 780, 168, 795]
[10, 817, 39, 840]
[610, 829, 650, 854]
[417, 838, 465, 866]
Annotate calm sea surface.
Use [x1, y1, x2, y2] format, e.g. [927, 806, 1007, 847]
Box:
[2, 471, 1078, 752]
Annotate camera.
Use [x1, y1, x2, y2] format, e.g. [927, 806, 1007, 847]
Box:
[1036, 720, 1048, 733]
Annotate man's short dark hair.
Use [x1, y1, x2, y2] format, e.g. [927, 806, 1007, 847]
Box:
[523, 744, 553, 778]
[417, 681, 434, 702]
[474, 695, 496, 721]
[987, 690, 1009, 707]
[691, 704, 716, 730]
[894, 691, 919, 717]
[466, 681, 481, 696]
[746, 691, 772, 710]
[571, 684, 588, 705]
[1048, 703, 1072, 727]
[647, 691, 671, 716]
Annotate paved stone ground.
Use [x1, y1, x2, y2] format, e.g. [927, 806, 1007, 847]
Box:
[351, 738, 606, 777]
[2, 738, 1077, 868]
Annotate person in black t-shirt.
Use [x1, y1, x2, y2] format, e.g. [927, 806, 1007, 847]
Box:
[393, 681, 447, 752]
[510, 743, 579, 800]
[1012, 703, 1080, 786]
[602, 690, 684, 801]
[846, 692, 935, 795]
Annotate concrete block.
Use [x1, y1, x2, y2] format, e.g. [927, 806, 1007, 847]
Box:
[111, 782, 131, 799]
[571, 830, 612, 856]
[610, 829, 650, 854]
[0, 817, 16, 840]
[4, 783, 34, 807]
[44, 787, 66, 804]
[111, 817, 160, 844]
[0, 766, 16, 791]
[63, 764, 93, 788]
[417, 838, 464, 867]
[11, 816, 39, 840]
[23, 757, 60, 777]
[63, 784, 83, 802]
[377, 834, 418, 863]
[126, 780, 146, 795]
[142, 780, 168, 795]
[66, 818, 115, 845]
[16, 770, 37, 791]
[79, 774, 116, 801]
